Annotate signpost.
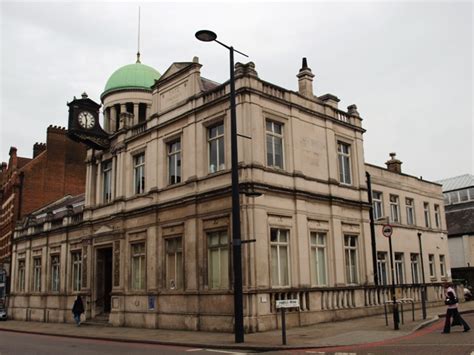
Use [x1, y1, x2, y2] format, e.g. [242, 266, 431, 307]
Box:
[383, 224, 399, 330]
[276, 299, 300, 345]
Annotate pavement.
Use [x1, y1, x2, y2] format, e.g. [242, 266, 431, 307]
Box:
[0, 302, 473, 351]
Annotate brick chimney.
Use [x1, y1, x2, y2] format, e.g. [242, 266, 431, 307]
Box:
[33, 142, 46, 158]
[385, 152, 402, 173]
[296, 57, 315, 98]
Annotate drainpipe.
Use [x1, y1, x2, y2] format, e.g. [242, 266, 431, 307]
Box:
[366, 172, 378, 286]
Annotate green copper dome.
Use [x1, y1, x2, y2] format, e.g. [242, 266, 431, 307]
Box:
[102, 62, 161, 96]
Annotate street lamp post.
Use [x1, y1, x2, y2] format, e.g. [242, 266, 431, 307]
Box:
[417, 232, 427, 319]
[195, 30, 248, 344]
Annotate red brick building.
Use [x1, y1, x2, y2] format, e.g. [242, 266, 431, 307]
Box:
[0, 125, 87, 291]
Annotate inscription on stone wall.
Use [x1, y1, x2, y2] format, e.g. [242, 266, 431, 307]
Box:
[161, 82, 187, 110]
[113, 240, 120, 287]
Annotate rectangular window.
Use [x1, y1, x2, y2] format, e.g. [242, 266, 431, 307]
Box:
[405, 198, 415, 225]
[434, 204, 441, 229]
[208, 123, 225, 173]
[18, 259, 25, 292]
[410, 253, 420, 284]
[33, 257, 41, 292]
[207, 230, 229, 289]
[165, 237, 183, 289]
[337, 142, 352, 185]
[266, 120, 284, 168]
[459, 189, 469, 202]
[72, 251, 82, 292]
[423, 202, 431, 228]
[310, 232, 327, 285]
[102, 160, 112, 203]
[168, 139, 182, 185]
[372, 191, 383, 220]
[449, 191, 459, 204]
[51, 255, 60, 292]
[271, 228, 290, 287]
[133, 153, 145, 194]
[131, 243, 146, 290]
[377, 252, 388, 285]
[344, 235, 359, 284]
[428, 254, 436, 278]
[440, 255, 446, 277]
[390, 195, 400, 223]
[395, 253, 405, 284]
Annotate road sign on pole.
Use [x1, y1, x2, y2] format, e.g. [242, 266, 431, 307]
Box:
[382, 224, 393, 238]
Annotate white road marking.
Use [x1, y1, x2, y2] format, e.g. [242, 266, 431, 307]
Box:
[186, 349, 203, 352]
[204, 349, 248, 355]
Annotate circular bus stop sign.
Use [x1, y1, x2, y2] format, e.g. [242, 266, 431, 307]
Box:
[382, 224, 393, 238]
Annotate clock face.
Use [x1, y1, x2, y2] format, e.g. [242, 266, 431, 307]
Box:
[78, 111, 95, 129]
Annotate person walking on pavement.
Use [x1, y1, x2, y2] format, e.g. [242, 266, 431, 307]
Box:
[442, 283, 470, 333]
[72, 295, 85, 326]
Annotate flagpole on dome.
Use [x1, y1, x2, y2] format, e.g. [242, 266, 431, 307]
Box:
[136, 6, 141, 64]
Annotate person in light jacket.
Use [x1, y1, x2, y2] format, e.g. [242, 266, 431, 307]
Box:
[72, 295, 84, 326]
[442, 284, 470, 333]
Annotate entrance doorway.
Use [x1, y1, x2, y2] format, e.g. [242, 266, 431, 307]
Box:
[96, 247, 113, 314]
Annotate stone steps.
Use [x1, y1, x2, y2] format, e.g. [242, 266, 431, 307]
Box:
[81, 313, 111, 327]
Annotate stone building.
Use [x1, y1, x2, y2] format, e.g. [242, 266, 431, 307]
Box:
[438, 174, 474, 285]
[0, 126, 87, 301]
[8, 56, 450, 332]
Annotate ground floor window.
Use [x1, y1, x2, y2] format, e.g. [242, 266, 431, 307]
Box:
[131, 243, 146, 290]
[271, 228, 290, 287]
[344, 235, 359, 284]
[377, 252, 388, 285]
[410, 253, 420, 284]
[207, 230, 229, 289]
[33, 257, 41, 292]
[165, 237, 183, 289]
[428, 254, 436, 279]
[310, 232, 327, 285]
[72, 251, 82, 292]
[51, 255, 60, 292]
[18, 259, 25, 292]
[439, 255, 446, 278]
[394, 253, 405, 284]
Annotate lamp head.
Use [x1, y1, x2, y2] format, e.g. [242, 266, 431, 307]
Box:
[195, 30, 217, 42]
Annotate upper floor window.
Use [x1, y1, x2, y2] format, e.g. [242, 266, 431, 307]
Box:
[133, 153, 145, 194]
[207, 230, 229, 289]
[271, 228, 290, 287]
[337, 142, 352, 185]
[208, 123, 225, 173]
[33, 257, 42, 292]
[266, 120, 284, 169]
[434, 204, 441, 229]
[423, 202, 431, 228]
[165, 237, 183, 290]
[51, 255, 60, 292]
[405, 198, 415, 226]
[390, 195, 400, 223]
[168, 139, 182, 185]
[372, 191, 383, 220]
[18, 259, 25, 292]
[344, 235, 359, 284]
[102, 160, 112, 203]
[72, 251, 82, 292]
[310, 232, 327, 286]
[131, 243, 146, 290]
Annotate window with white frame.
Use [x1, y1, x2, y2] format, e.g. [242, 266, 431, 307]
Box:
[168, 139, 181, 185]
[207, 230, 229, 289]
[131, 243, 146, 290]
[102, 160, 112, 203]
[33, 257, 41, 292]
[51, 255, 60, 292]
[410, 253, 420, 284]
[344, 235, 359, 284]
[271, 228, 290, 287]
[18, 259, 25, 292]
[405, 198, 415, 225]
[428, 254, 436, 278]
[423, 202, 431, 228]
[165, 237, 183, 290]
[133, 153, 145, 194]
[72, 251, 82, 292]
[372, 191, 383, 220]
[337, 142, 352, 184]
[395, 253, 405, 284]
[434, 204, 441, 229]
[377, 252, 388, 285]
[439, 255, 446, 278]
[310, 232, 327, 285]
[266, 120, 284, 168]
[208, 123, 225, 173]
[390, 195, 400, 223]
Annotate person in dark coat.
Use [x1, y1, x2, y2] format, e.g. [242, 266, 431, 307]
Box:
[72, 295, 84, 326]
[442, 284, 470, 333]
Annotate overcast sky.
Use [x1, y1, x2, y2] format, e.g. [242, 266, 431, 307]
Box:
[1, 1, 472, 182]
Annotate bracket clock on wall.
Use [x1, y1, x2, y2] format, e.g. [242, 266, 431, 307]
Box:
[67, 92, 110, 150]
